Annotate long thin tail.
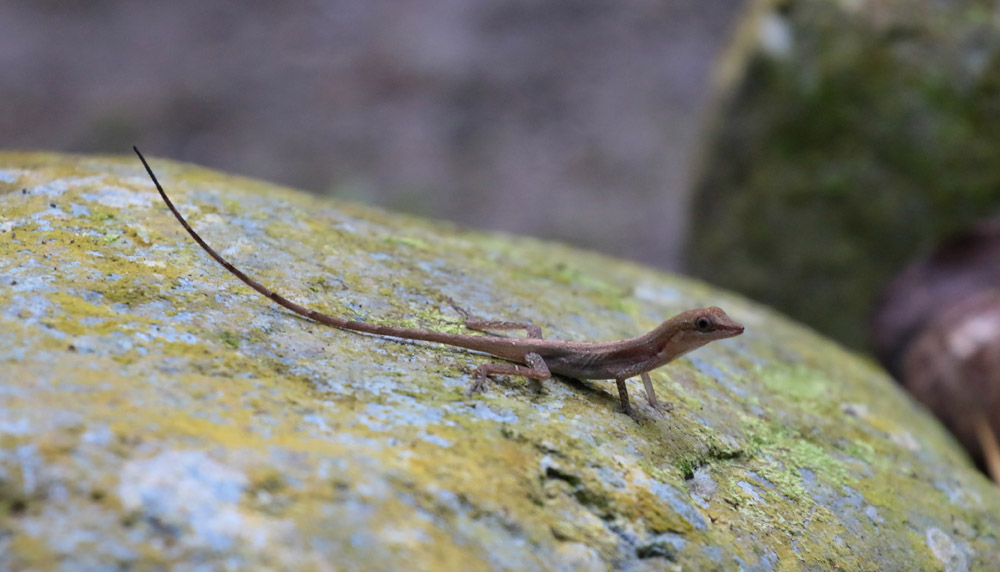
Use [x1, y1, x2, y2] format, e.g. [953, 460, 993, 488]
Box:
[133, 147, 515, 355]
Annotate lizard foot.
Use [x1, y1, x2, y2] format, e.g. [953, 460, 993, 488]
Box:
[467, 378, 489, 396]
[651, 401, 675, 413]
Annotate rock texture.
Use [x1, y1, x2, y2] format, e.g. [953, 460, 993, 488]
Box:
[2, 153, 999, 570]
[687, 0, 1000, 350]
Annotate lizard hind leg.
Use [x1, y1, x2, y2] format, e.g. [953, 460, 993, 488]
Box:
[467, 353, 551, 396]
[448, 299, 543, 338]
[464, 318, 543, 339]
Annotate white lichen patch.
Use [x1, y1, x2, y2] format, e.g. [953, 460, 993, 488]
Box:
[0, 169, 25, 183]
[926, 527, 969, 572]
[31, 176, 106, 198]
[118, 450, 252, 550]
[80, 184, 156, 209]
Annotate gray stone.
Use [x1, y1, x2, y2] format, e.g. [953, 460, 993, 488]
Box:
[688, 0, 1000, 350]
[1, 153, 998, 570]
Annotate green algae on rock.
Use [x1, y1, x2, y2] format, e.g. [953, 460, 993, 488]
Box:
[687, 0, 1000, 351]
[1, 152, 999, 570]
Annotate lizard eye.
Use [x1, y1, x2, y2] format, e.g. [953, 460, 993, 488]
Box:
[695, 316, 713, 331]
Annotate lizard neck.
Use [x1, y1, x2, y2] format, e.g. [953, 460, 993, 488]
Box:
[643, 318, 686, 360]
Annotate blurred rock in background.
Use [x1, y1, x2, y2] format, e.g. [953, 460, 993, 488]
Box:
[872, 220, 1000, 481]
[687, 0, 1000, 350]
[0, 0, 744, 270]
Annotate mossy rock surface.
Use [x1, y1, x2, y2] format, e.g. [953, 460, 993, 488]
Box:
[1, 152, 999, 570]
[687, 0, 1000, 350]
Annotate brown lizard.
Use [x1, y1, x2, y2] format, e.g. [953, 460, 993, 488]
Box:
[135, 147, 744, 416]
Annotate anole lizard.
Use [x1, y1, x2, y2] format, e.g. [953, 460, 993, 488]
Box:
[135, 147, 744, 416]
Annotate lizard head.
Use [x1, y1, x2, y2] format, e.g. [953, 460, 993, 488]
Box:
[686, 306, 744, 340]
[654, 306, 744, 360]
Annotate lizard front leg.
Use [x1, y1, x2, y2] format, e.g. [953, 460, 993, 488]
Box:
[615, 377, 633, 417]
[614, 373, 671, 417]
[641, 372, 674, 412]
[615, 361, 673, 416]
[468, 353, 551, 396]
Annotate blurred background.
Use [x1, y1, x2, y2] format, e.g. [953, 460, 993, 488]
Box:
[0, 0, 745, 271]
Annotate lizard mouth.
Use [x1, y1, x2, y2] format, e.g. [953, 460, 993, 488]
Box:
[718, 321, 745, 338]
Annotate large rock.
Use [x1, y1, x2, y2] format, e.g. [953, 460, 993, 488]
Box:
[2, 153, 998, 570]
[687, 0, 1000, 350]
